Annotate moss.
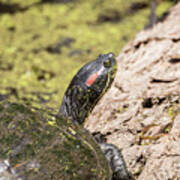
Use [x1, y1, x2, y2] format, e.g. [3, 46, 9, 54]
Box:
[168, 106, 180, 119]
[6, 103, 30, 113]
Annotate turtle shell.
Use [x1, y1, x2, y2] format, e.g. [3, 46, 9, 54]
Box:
[0, 102, 112, 180]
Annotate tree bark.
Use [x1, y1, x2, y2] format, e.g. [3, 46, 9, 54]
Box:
[85, 2, 180, 180]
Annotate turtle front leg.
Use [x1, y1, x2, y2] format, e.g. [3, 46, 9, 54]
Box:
[93, 132, 133, 180]
[100, 143, 133, 180]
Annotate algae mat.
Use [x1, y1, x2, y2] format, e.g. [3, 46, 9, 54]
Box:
[0, 0, 173, 110]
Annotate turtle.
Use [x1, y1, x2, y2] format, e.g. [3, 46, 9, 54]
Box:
[0, 53, 132, 180]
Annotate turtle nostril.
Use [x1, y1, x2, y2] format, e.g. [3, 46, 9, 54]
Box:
[107, 53, 115, 59]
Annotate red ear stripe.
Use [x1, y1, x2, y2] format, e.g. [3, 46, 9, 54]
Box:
[86, 72, 99, 87]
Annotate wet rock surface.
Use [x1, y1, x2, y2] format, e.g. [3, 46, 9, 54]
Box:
[85, 3, 180, 180]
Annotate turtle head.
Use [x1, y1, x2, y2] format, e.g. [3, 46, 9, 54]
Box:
[59, 53, 117, 124]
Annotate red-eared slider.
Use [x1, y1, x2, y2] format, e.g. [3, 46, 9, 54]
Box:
[0, 53, 132, 180]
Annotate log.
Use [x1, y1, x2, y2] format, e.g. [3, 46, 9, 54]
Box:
[85, 2, 180, 180]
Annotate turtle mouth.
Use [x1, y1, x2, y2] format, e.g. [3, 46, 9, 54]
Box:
[109, 60, 117, 81]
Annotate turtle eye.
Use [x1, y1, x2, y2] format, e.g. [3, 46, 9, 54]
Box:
[103, 58, 111, 68]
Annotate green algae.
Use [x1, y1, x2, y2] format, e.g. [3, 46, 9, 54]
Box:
[0, 0, 173, 110]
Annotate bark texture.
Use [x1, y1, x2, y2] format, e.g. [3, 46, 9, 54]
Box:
[85, 3, 180, 180]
